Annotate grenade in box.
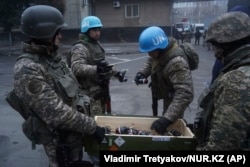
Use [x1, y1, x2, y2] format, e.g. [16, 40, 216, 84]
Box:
[84, 115, 196, 155]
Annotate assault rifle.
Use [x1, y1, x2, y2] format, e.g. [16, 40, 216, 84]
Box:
[148, 82, 158, 116]
[95, 58, 113, 114]
[152, 94, 158, 116]
[98, 69, 127, 114]
[95, 58, 127, 114]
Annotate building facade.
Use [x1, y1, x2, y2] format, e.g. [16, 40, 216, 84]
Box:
[64, 0, 91, 29]
[63, 0, 228, 29]
[63, 0, 173, 29]
[90, 0, 172, 27]
[172, 0, 228, 28]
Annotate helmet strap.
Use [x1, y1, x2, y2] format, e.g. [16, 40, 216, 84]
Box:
[32, 39, 52, 46]
[84, 32, 97, 42]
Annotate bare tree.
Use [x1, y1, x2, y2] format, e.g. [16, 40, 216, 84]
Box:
[0, 0, 66, 45]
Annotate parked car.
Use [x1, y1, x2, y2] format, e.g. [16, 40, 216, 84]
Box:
[192, 23, 205, 35]
[174, 22, 192, 33]
[173, 22, 193, 42]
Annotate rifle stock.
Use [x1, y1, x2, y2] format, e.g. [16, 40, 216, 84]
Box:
[152, 96, 158, 116]
[56, 132, 94, 167]
[102, 82, 111, 114]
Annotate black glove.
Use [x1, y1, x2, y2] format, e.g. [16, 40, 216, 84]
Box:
[134, 72, 146, 85]
[97, 60, 113, 74]
[116, 69, 128, 82]
[151, 117, 173, 135]
[93, 126, 110, 144]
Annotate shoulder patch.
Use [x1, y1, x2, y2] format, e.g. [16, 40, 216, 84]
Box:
[228, 70, 245, 83]
[223, 88, 239, 105]
[26, 80, 43, 95]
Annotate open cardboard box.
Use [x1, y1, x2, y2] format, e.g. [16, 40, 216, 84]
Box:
[84, 115, 197, 155]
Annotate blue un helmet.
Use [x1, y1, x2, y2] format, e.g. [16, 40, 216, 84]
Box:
[139, 26, 168, 52]
[81, 16, 103, 33]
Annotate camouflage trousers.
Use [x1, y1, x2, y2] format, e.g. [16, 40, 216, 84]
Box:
[43, 132, 83, 167]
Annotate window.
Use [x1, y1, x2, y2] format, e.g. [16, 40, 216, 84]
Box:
[125, 4, 139, 18]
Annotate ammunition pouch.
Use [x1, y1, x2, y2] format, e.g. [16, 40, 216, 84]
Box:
[5, 89, 30, 120]
[22, 116, 54, 147]
[5, 89, 54, 148]
[55, 72, 92, 116]
[76, 91, 92, 116]
[56, 73, 79, 104]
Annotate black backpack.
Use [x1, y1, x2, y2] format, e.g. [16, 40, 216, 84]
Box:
[179, 42, 199, 70]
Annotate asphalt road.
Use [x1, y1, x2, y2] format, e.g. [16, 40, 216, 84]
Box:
[0, 40, 214, 167]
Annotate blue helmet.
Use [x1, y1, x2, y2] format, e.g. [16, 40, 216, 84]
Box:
[81, 16, 103, 33]
[139, 26, 168, 52]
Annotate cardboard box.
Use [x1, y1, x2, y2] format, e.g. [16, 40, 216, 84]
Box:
[84, 115, 196, 155]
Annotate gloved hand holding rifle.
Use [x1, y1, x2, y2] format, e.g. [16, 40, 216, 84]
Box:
[97, 59, 128, 82]
[96, 60, 112, 114]
[134, 72, 158, 116]
[97, 60, 113, 75]
[96, 59, 128, 114]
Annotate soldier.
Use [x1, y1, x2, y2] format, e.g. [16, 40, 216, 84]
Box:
[194, 29, 201, 45]
[13, 5, 107, 166]
[195, 12, 250, 150]
[134, 26, 194, 135]
[68, 16, 126, 116]
[210, 5, 250, 85]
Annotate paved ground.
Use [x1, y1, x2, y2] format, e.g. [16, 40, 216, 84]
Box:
[0, 39, 214, 167]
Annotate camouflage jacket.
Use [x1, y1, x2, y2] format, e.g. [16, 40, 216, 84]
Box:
[13, 41, 97, 135]
[138, 37, 194, 122]
[70, 34, 116, 97]
[197, 44, 250, 150]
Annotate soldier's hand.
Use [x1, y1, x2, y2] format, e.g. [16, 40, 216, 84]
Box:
[134, 72, 147, 85]
[97, 60, 113, 74]
[93, 126, 110, 144]
[151, 117, 172, 135]
[116, 69, 128, 82]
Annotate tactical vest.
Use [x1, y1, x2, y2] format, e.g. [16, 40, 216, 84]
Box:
[67, 39, 105, 68]
[6, 53, 92, 148]
[67, 40, 106, 94]
[151, 44, 184, 99]
[18, 53, 91, 114]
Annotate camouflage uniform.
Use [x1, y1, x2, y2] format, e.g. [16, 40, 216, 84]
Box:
[138, 37, 194, 122]
[14, 42, 97, 166]
[70, 33, 117, 115]
[196, 12, 250, 150]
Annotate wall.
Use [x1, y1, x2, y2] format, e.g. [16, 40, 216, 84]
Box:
[92, 0, 172, 27]
[64, 0, 91, 29]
